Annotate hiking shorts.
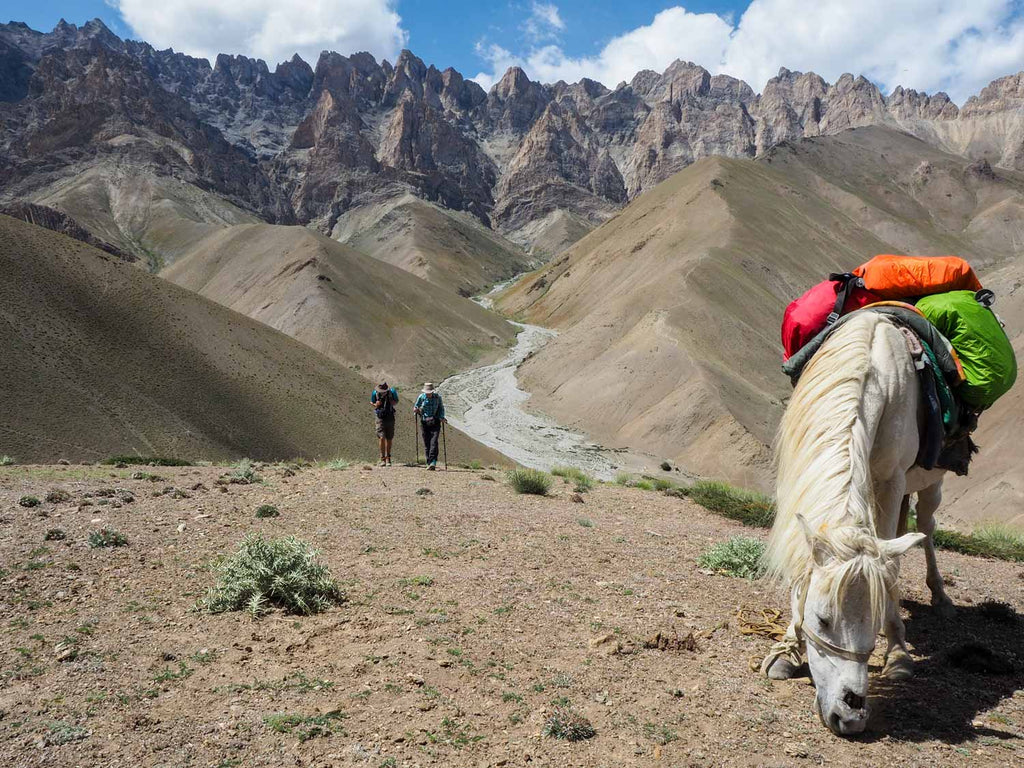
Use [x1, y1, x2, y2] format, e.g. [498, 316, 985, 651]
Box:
[376, 414, 395, 440]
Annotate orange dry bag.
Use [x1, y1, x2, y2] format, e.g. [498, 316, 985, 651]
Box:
[852, 255, 982, 299]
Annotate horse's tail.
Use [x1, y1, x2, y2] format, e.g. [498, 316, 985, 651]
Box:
[765, 312, 885, 584]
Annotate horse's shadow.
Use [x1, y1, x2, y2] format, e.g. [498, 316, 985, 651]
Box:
[862, 598, 1023, 743]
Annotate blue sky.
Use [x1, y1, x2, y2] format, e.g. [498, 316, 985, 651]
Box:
[6, 1, 1024, 102]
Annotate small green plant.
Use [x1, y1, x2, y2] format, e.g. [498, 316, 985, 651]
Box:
[263, 710, 347, 741]
[502, 691, 524, 703]
[154, 662, 193, 683]
[199, 534, 344, 618]
[543, 707, 595, 741]
[506, 468, 552, 496]
[103, 456, 191, 467]
[88, 529, 128, 548]
[467, 459, 483, 470]
[19, 495, 40, 508]
[425, 716, 483, 748]
[643, 721, 679, 745]
[228, 459, 261, 484]
[645, 476, 674, 492]
[254, 504, 280, 519]
[0, 455, 15, 466]
[44, 721, 89, 746]
[614, 472, 633, 486]
[681, 481, 777, 528]
[553, 466, 594, 492]
[45, 489, 71, 504]
[44, 528, 67, 541]
[325, 458, 350, 471]
[698, 536, 766, 579]
[577, 517, 594, 528]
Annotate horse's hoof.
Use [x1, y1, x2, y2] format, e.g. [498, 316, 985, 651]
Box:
[764, 656, 800, 680]
[883, 653, 915, 681]
[932, 598, 956, 620]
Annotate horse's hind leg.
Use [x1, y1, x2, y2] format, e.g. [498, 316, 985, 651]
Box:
[916, 481, 954, 618]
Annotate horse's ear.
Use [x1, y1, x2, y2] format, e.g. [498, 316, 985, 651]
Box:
[879, 532, 926, 558]
[796, 514, 831, 566]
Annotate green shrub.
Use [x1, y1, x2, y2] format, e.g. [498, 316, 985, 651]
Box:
[103, 455, 191, 466]
[682, 481, 776, 528]
[0, 455, 14, 466]
[324, 458, 350, 471]
[614, 472, 633, 486]
[199, 534, 344, 618]
[45, 489, 72, 504]
[88, 529, 128, 548]
[552, 466, 594, 492]
[932, 526, 1024, 562]
[506, 469, 552, 496]
[19, 495, 40, 508]
[644, 476, 674, 492]
[228, 459, 261, 484]
[263, 710, 347, 741]
[698, 536, 766, 579]
[254, 504, 280, 519]
[543, 707, 596, 741]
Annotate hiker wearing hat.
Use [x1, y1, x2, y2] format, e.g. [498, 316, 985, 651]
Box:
[371, 381, 399, 466]
[414, 383, 446, 470]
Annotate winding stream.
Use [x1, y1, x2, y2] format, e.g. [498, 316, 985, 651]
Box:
[439, 281, 629, 480]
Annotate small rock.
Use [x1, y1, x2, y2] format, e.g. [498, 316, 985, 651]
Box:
[406, 674, 424, 686]
[570, 494, 584, 503]
[415, 488, 433, 496]
[57, 459, 70, 466]
[784, 743, 809, 758]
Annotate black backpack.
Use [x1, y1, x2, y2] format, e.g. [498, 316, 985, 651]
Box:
[375, 389, 394, 418]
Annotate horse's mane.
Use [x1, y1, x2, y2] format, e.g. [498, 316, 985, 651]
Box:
[766, 312, 897, 625]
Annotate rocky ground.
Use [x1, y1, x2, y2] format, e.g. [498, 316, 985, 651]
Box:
[1, 463, 1022, 767]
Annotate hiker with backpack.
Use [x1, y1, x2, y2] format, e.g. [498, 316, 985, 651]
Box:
[371, 381, 399, 466]
[414, 382, 446, 470]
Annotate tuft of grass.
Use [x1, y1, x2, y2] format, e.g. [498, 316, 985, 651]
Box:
[698, 536, 766, 579]
[543, 707, 596, 741]
[0, 455, 15, 466]
[254, 504, 280, 519]
[614, 471, 633, 486]
[19, 495, 41, 508]
[680, 481, 777, 528]
[88, 529, 128, 548]
[931, 525, 1024, 562]
[44, 721, 88, 746]
[552, 465, 594, 493]
[644, 476, 675, 492]
[263, 710, 347, 741]
[103, 456, 191, 466]
[198, 534, 344, 618]
[324, 458, 351, 471]
[45, 489, 71, 504]
[228, 459, 261, 484]
[506, 468, 552, 496]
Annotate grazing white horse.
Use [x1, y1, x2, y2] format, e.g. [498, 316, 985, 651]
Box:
[761, 311, 951, 736]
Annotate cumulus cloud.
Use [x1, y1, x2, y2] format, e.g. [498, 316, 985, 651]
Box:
[473, 1, 1024, 104]
[523, 2, 565, 43]
[113, 0, 408, 68]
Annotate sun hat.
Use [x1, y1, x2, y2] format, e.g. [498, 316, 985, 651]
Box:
[422, 382, 435, 393]
[376, 381, 389, 392]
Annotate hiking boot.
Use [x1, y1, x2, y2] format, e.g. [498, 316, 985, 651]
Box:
[378, 459, 386, 467]
[385, 457, 392, 467]
[427, 464, 436, 471]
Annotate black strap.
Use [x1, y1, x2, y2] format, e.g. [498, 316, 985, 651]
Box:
[825, 272, 858, 327]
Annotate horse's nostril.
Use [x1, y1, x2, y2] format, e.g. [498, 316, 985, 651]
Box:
[828, 711, 842, 732]
[843, 690, 866, 710]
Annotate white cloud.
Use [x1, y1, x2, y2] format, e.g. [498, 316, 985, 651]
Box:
[113, 0, 408, 68]
[473, 1, 1024, 104]
[523, 2, 565, 43]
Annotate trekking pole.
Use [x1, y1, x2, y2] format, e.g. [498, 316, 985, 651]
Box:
[414, 411, 420, 467]
[442, 420, 448, 471]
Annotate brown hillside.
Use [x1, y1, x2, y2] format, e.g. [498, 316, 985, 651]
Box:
[0, 214, 503, 466]
[498, 127, 1024, 527]
[162, 223, 515, 387]
[335, 195, 535, 295]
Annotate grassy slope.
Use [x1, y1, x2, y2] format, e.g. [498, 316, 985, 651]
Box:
[0, 214, 504, 466]
[498, 126, 1024, 525]
[162, 223, 516, 387]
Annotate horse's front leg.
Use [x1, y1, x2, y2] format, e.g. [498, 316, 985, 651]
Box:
[882, 591, 914, 680]
[761, 587, 804, 679]
[915, 481, 954, 618]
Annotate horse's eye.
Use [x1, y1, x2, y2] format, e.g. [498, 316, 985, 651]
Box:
[817, 615, 831, 630]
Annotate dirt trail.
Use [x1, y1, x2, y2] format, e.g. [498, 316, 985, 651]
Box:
[1, 464, 1021, 767]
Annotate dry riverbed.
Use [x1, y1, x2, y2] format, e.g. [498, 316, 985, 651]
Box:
[1, 463, 1022, 767]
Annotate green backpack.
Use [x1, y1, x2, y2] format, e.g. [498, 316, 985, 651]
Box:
[916, 290, 1017, 409]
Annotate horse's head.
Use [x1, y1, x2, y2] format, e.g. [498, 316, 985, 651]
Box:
[796, 515, 924, 736]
